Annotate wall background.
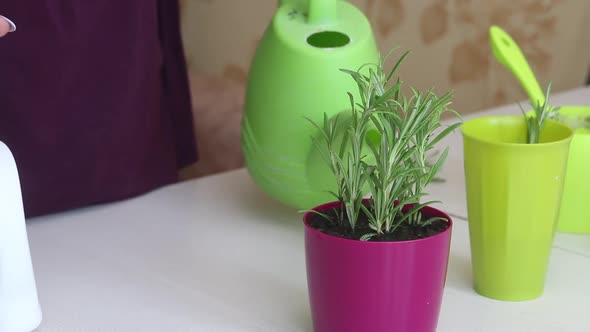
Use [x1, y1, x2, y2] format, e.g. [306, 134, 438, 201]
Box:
[178, 0, 590, 178]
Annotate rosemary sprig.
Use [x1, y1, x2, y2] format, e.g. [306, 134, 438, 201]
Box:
[519, 82, 557, 144]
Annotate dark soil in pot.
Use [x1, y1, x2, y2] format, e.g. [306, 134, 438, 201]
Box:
[308, 204, 449, 241]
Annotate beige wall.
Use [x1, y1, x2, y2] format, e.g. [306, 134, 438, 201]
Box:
[179, 0, 590, 177]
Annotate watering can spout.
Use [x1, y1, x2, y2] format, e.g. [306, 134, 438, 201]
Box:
[308, 0, 337, 23]
[278, 0, 297, 6]
[279, 0, 337, 23]
[278, 0, 303, 6]
[0, 141, 42, 332]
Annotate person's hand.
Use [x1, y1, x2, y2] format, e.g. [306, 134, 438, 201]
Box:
[0, 15, 16, 37]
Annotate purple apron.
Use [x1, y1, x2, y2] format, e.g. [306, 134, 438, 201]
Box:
[0, 1, 197, 217]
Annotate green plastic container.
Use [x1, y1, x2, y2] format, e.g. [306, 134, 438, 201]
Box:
[241, 0, 379, 209]
[462, 116, 573, 301]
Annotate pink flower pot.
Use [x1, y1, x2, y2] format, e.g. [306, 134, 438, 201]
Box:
[303, 201, 453, 332]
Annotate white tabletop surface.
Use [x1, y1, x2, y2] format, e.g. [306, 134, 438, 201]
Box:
[27, 87, 590, 331]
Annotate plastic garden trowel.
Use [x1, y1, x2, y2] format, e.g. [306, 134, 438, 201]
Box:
[489, 25, 590, 233]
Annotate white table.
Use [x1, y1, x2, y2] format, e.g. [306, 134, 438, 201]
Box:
[27, 87, 590, 331]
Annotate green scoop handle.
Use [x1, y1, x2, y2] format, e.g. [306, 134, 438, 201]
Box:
[490, 25, 546, 107]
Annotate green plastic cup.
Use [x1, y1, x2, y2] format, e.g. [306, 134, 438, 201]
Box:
[461, 116, 573, 301]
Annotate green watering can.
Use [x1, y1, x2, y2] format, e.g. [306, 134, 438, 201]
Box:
[241, 0, 379, 209]
[490, 25, 590, 233]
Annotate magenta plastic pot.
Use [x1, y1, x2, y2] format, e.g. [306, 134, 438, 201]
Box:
[303, 201, 453, 332]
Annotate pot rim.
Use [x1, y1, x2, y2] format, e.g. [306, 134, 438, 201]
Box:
[461, 115, 574, 148]
[303, 200, 453, 245]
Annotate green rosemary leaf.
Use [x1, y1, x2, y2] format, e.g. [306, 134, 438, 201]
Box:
[360, 233, 377, 241]
[421, 216, 447, 227]
[425, 148, 449, 185]
[386, 50, 411, 82]
[299, 209, 333, 222]
[429, 122, 462, 147]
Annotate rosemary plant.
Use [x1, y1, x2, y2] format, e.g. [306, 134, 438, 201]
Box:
[405, 90, 461, 226]
[309, 50, 462, 241]
[519, 82, 558, 144]
[306, 102, 372, 231]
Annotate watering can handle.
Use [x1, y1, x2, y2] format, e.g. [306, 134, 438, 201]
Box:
[489, 25, 546, 106]
[279, 0, 337, 23]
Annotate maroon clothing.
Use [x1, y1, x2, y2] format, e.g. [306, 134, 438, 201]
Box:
[0, 1, 197, 217]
